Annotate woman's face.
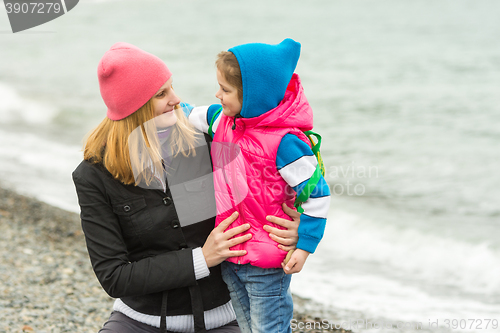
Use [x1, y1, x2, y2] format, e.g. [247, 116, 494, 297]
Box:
[152, 77, 181, 129]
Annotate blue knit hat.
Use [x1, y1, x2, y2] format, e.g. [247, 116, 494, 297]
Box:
[228, 38, 301, 118]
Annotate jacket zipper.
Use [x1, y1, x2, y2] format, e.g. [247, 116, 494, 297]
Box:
[228, 119, 248, 264]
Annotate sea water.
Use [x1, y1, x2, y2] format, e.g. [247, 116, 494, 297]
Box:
[0, 1, 499, 332]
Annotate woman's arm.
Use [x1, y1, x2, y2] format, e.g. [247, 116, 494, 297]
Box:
[73, 172, 198, 298]
[73, 170, 249, 298]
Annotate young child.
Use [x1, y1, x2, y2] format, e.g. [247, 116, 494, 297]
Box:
[189, 38, 331, 333]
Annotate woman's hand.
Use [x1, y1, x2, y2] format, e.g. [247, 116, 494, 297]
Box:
[202, 212, 252, 268]
[263, 203, 300, 252]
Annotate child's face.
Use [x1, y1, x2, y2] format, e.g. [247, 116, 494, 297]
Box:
[215, 69, 242, 117]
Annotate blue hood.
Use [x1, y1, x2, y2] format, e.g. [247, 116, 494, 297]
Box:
[228, 38, 301, 118]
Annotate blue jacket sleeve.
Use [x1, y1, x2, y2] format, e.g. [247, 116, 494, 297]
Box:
[276, 133, 331, 253]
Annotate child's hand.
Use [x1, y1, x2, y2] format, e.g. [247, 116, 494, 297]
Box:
[282, 248, 310, 274]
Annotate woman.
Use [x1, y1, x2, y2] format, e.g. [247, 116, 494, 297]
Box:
[72, 42, 300, 333]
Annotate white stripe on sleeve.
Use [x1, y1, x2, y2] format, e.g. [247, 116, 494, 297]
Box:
[278, 155, 318, 188]
[300, 195, 331, 219]
[188, 106, 210, 134]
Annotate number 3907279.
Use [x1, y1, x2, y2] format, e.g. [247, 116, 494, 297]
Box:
[443, 319, 498, 330]
[5, 2, 62, 14]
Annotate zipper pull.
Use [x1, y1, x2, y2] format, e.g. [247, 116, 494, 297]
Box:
[231, 114, 242, 130]
[232, 117, 237, 130]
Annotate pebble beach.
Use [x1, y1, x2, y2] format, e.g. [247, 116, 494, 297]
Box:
[0, 186, 347, 333]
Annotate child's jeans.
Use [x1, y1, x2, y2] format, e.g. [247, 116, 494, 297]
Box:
[221, 261, 293, 333]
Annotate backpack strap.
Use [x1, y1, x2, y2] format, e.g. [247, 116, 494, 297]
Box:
[208, 107, 222, 138]
[303, 130, 325, 176]
[294, 130, 325, 213]
[294, 164, 322, 213]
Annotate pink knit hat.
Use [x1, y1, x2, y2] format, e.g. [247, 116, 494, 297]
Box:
[98, 42, 172, 120]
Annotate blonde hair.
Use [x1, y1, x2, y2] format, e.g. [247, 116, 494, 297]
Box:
[84, 99, 199, 185]
[216, 51, 243, 104]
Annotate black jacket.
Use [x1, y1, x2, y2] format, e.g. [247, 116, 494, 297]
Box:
[72, 134, 229, 332]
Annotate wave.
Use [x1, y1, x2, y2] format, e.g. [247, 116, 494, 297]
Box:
[323, 209, 500, 295]
[0, 83, 57, 125]
[292, 207, 500, 325]
[0, 129, 82, 213]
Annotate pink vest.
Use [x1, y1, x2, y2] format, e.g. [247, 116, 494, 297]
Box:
[212, 74, 313, 268]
